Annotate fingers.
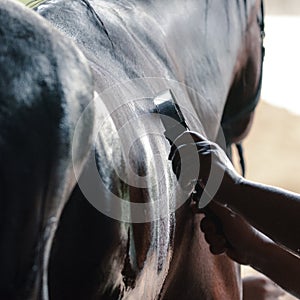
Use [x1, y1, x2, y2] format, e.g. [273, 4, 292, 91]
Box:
[200, 215, 218, 233]
[202, 201, 263, 265]
[206, 201, 237, 223]
[169, 138, 214, 188]
[200, 215, 228, 255]
[169, 131, 208, 160]
[209, 242, 227, 255]
[168, 131, 237, 203]
[200, 202, 242, 257]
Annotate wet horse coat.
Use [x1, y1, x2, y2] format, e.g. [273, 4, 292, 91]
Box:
[0, 1, 95, 299]
[0, 0, 263, 299]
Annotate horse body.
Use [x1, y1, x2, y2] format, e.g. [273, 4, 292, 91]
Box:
[0, 0, 263, 299]
[0, 1, 95, 298]
[37, 0, 243, 137]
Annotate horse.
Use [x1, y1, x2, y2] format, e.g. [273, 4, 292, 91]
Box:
[0, 1, 95, 299]
[0, 0, 264, 299]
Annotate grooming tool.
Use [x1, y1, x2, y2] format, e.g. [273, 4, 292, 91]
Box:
[154, 89, 212, 210]
[153, 89, 189, 144]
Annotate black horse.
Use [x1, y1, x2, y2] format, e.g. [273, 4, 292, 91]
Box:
[0, 0, 264, 299]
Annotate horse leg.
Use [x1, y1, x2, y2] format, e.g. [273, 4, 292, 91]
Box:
[0, 1, 95, 298]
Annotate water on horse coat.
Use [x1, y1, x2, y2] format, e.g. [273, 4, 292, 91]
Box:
[0, 0, 263, 299]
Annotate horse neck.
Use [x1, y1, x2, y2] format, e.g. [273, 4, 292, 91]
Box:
[38, 0, 251, 86]
[37, 0, 257, 142]
[138, 0, 253, 140]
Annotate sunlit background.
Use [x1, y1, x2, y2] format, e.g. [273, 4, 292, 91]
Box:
[238, 1, 300, 299]
[243, 0, 300, 208]
[262, 0, 300, 114]
[14, 0, 300, 299]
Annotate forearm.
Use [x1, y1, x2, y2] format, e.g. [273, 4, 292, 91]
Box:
[224, 178, 300, 252]
[250, 239, 300, 298]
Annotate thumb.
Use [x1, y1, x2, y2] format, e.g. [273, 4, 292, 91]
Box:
[206, 201, 237, 223]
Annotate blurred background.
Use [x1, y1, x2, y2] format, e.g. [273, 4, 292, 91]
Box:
[15, 0, 300, 299]
[244, 0, 300, 192]
[237, 1, 300, 299]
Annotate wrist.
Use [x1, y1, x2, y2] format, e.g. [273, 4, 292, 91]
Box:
[215, 169, 244, 204]
[248, 235, 274, 269]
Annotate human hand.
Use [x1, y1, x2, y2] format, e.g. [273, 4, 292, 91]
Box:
[200, 201, 267, 265]
[243, 276, 285, 300]
[169, 131, 243, 203]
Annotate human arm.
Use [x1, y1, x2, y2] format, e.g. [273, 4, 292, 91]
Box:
[201, 201, 300, 299]
[170, 131, 300, 253]
[223, 178, 300, 254]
